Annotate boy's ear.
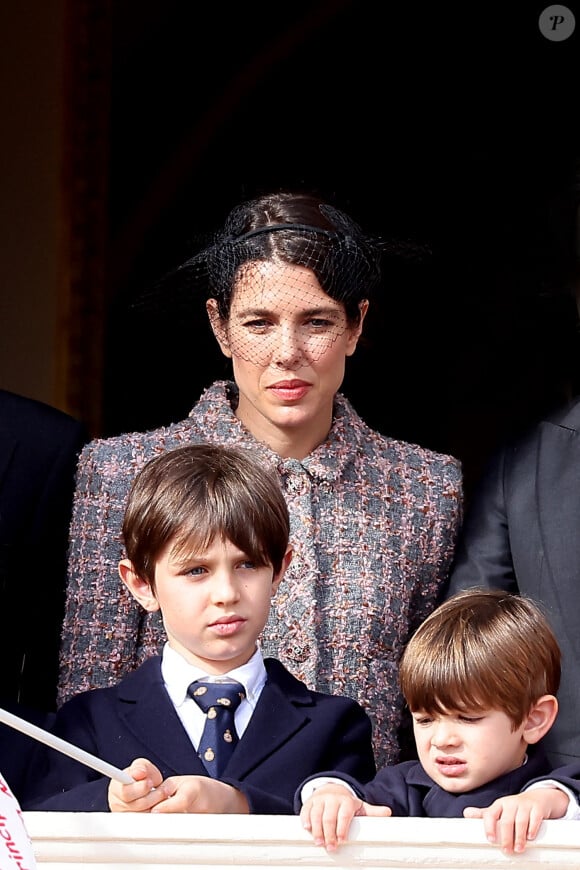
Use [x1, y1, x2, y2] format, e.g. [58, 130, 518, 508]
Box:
[118, 559, 160, 612]
[522, 694, 559, 745]
[206, 298, 232, 359]
[271, 547, 293, 597]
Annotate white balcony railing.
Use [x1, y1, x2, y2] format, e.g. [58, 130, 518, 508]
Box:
[23, 812, 580, 869]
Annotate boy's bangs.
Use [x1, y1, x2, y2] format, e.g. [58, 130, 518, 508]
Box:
[169, 507, 269, 568]
[402, 645, 496, 716]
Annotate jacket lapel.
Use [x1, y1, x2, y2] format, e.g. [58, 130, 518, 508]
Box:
[116, 659, 207, 776]
[225, 660, 311, 778]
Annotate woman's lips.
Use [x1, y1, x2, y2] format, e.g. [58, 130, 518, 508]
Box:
[268, 380, 311, 401]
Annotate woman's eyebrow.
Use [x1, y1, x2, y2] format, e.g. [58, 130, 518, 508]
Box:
[235, 306, 341, 319]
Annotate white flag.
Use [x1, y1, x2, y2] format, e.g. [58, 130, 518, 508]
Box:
[0, 772, 37, 870]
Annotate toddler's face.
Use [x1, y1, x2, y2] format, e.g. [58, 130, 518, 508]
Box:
[411, 707, 527, 793]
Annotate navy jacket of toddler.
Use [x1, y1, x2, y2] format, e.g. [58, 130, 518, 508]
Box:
[295, 744, 579, 816]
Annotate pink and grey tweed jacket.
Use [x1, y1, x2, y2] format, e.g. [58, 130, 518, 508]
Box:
[58, 380, 462, 766]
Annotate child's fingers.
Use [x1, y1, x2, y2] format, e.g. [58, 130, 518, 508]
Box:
[360, 802, 392, 819]
[302, 794, 359, 852]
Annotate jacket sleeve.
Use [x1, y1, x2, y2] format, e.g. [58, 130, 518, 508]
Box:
[241, 699, 375, 815]
[446, 446, 519, 596]
[408, 455, 464, 631]
[57, 440, 147, 705]
[524, 763, 580, 798]
[294, 766, 411, 817]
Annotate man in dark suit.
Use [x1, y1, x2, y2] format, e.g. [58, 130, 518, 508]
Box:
[0, 389, 87, 711]
[446, 397, 580, 768]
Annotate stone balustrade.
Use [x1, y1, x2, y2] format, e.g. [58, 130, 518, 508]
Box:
[23, 812, 580, 869]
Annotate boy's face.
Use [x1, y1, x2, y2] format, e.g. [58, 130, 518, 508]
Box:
[411, 707, 528, 793]
[125, 537, 290, 674]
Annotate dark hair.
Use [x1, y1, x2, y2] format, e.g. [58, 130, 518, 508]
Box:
[122, 444, 290, 586]
[186, 191, 382, 323]
[399, 588, 561, 729]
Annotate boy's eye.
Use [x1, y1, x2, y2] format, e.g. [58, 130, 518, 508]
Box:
[185, 566, 206, 577]
[238, 560, 257, 570]
[413, 716, 433, 726]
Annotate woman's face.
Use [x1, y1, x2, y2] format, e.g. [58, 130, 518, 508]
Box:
[207, 261, 367, 458]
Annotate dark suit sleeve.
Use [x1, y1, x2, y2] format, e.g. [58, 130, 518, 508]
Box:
[445, 446, 519, 596]
[294, 766, 411, 816]
[524, 764, 580, 799]
[0, 393, 88, 710]
[20, 693, 115, 811]
[236, 698, 375, 815]
[25, 776, 111, 811]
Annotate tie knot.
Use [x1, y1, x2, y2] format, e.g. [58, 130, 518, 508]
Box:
[188, 680, 245, 715]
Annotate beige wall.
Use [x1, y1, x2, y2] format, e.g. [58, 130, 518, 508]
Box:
[0, 2, 65, 409]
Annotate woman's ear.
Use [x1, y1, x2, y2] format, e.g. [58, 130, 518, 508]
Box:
[345, 299, 369, 357]
[206, 298, 232, 359]
[271, 547, 293, 597]
[522, 695, 559, 745]
[118, 559, 160, 612]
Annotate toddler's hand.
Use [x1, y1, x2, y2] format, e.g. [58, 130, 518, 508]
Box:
[463, 787, 568, 854]
[301, 784, 391, 852]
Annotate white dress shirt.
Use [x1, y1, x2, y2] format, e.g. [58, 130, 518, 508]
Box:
[161, 642, 267, 749]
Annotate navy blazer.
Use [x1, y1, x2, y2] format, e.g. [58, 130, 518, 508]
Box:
[0, 389, 87, 710]
[296, 745, 571, 817]
[447, 397, 580, 766]
[25, 657, 376, 813]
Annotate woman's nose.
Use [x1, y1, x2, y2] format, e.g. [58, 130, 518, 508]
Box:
[273, 324, 303, 368]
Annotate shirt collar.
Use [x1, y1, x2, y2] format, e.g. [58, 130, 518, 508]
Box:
[161, 642, 267, 708]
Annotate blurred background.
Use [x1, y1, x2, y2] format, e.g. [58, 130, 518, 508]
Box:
[1, 1, 579, 499]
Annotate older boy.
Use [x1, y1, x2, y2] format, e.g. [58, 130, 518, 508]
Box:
[25, 444, 375, 813]
[297, 589, 580, 852]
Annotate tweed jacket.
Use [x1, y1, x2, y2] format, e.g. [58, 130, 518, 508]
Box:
[59, 380, 462, 766]
[447, 397, 580, 767]
[295, 744, 561, 817]
[26, 657, 375, 814]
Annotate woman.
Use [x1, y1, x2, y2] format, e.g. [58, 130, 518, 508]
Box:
[59, 191, 462, 766]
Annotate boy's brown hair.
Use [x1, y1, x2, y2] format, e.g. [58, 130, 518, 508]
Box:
[399, 588, 561, 729]
[122, 443, 290, 586]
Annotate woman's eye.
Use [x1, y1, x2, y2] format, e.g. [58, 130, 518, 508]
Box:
[307, 318, 334, 329]
[242, 319, 271, 330]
